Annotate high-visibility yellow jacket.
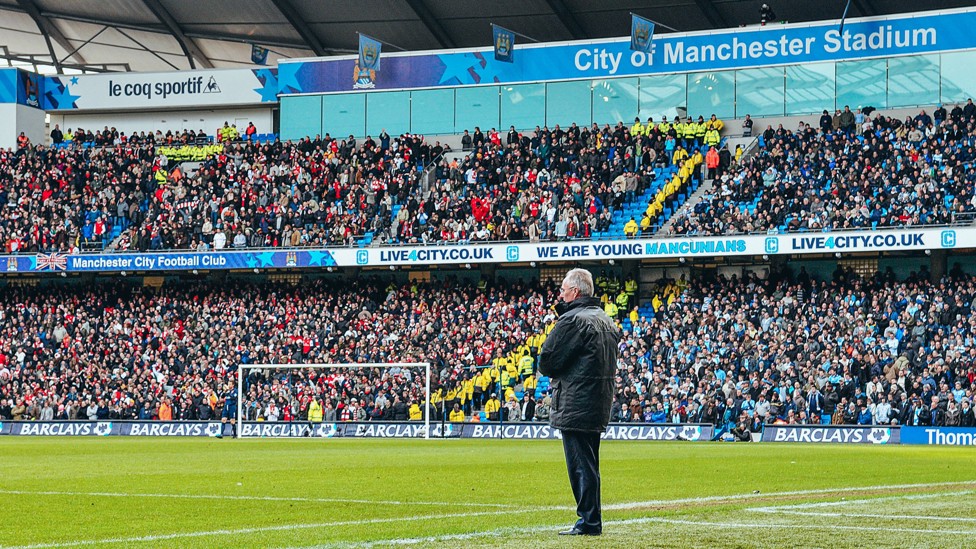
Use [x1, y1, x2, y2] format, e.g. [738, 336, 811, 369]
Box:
[409, 403, 423, 420]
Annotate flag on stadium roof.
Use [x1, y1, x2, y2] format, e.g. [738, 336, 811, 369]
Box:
[492, 25, 515, 63]
[631, 14, 655, 53]
[358, 34, 382, 72]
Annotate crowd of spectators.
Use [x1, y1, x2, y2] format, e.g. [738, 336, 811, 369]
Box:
[1, 263, 976, 431]
[1, 130, 433, 252]
[9, 102, 976, 255]
[610, 262, 976, 434]
[668, 102, 976, 236]
[5, 113, 730, 255]
[420, 116, 721, 243]
[0, 275, 554, 424]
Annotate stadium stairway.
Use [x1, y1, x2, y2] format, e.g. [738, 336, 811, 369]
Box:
[654, 136, 761, 236]
[595, 141, 724, 240]
[655, 176, 716, 237]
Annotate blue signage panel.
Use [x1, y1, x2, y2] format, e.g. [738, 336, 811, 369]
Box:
[0, 227, 967, 274]
[0, 69, 43, 108]
[0, 421, 713, 439]
[762, 425, 900, 444]
[239, 422, 712, 439]
[901, 426, 976, 445]
[283, 9, 974, 94]
[0, 421, 231, 437]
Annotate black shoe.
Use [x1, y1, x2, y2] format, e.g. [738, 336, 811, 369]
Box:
[558, 527, 600, 536]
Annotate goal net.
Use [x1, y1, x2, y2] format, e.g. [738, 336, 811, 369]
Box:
[235, 363, 431, 439]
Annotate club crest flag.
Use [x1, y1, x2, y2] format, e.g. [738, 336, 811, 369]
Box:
[250, 44, 269, 65]
[631, 14, 655, 53]
[493, 25, 515, 63]
[359, 34, 382, 71]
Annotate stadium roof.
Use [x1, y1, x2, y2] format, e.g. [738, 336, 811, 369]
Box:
[0, 0, 972, 74]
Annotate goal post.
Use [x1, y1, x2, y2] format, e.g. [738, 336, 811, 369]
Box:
[236, 362, 431, 439]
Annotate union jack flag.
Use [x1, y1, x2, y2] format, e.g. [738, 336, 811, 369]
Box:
[36, 253, 67, 271]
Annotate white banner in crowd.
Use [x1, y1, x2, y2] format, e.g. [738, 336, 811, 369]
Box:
[0, 227, 967, 274]
[336, 226, 964, 268]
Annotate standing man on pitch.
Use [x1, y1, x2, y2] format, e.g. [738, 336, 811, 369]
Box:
[539, 268, 621, 536]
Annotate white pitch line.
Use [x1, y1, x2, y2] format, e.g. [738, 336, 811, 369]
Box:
[9, 480, 976, 549]
[603, 480, 976, 510]
[282, 515, 976, 548]
[764, 511, 976, 523]
[750, 490, 974, 512]
[4, 479, 972, 514]
[0, 489, 509, 508]
[0, 510, 520, 549]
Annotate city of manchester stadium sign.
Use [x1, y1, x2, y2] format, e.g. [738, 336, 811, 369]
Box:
[0, 227, 967, 274]
[282, 8, 973, 94]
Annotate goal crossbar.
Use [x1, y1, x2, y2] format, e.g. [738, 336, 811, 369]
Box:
[236, 363, 431, 439]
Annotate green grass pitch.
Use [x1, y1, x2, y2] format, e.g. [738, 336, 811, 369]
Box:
[1, 438, 975, 548]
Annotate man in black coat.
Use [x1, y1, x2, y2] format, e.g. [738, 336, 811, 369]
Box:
[959, 400, 975, 427]
[539, 268, 621, 536]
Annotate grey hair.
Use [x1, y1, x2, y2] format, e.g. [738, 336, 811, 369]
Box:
[564, 268, 594, 297]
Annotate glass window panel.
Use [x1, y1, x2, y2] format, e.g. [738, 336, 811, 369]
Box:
[592, 77, 639, 126]
[411, 89, 454, 135]
[500, 83, 545, 131]
[941, 51, 976, 104]
[365, 91, 410, 137]
[322, 93, 365, 138]
[546, 80, 591, 128]
[638, 74, 686, 122]
[687, 71, 735, 119]
[836, 60, 886, 110]
[455, 86, 500, 134]
[280, 96, 321, 141]
[888, 55, 940, 108]
[735, 67, 784, 117]
[785, 63, 835, 115]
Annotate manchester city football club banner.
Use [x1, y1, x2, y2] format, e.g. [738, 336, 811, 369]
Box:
[493, 25, 515, 63]
[761, 425, 900, 444]
[280, 8, 973, 94]
[0, 226, 968, 274]
[251, 44, 269, 65]
[630, 14, 655, 53]
[358, 34, 383, 72]
[0, 68, 44, 108]
[0, 248, 337, 274]
[901, 426, 976, 445]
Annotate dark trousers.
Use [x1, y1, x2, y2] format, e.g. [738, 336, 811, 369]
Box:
[561, 430, 602, 533]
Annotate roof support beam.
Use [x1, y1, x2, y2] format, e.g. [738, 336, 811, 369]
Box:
[693, 0, 728, 29]
[15, 0, 87, 71]
[404, 0, 456, 49]
[140, 0, 214, 69]
[544, 0, 587, 40]
[29, 8, 324, 52]
[271, 0, 327, 56]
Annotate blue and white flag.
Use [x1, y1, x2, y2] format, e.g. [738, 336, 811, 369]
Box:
[493, 25, 515, 63]
[250, 44, 269, 65]
[630, 14, 655, 53]
[359, 34, 382, 71]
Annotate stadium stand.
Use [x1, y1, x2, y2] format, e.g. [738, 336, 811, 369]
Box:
[4, 114, 723, 254]
[0, 263, 974, 429]
[668, 105, 976, 237]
